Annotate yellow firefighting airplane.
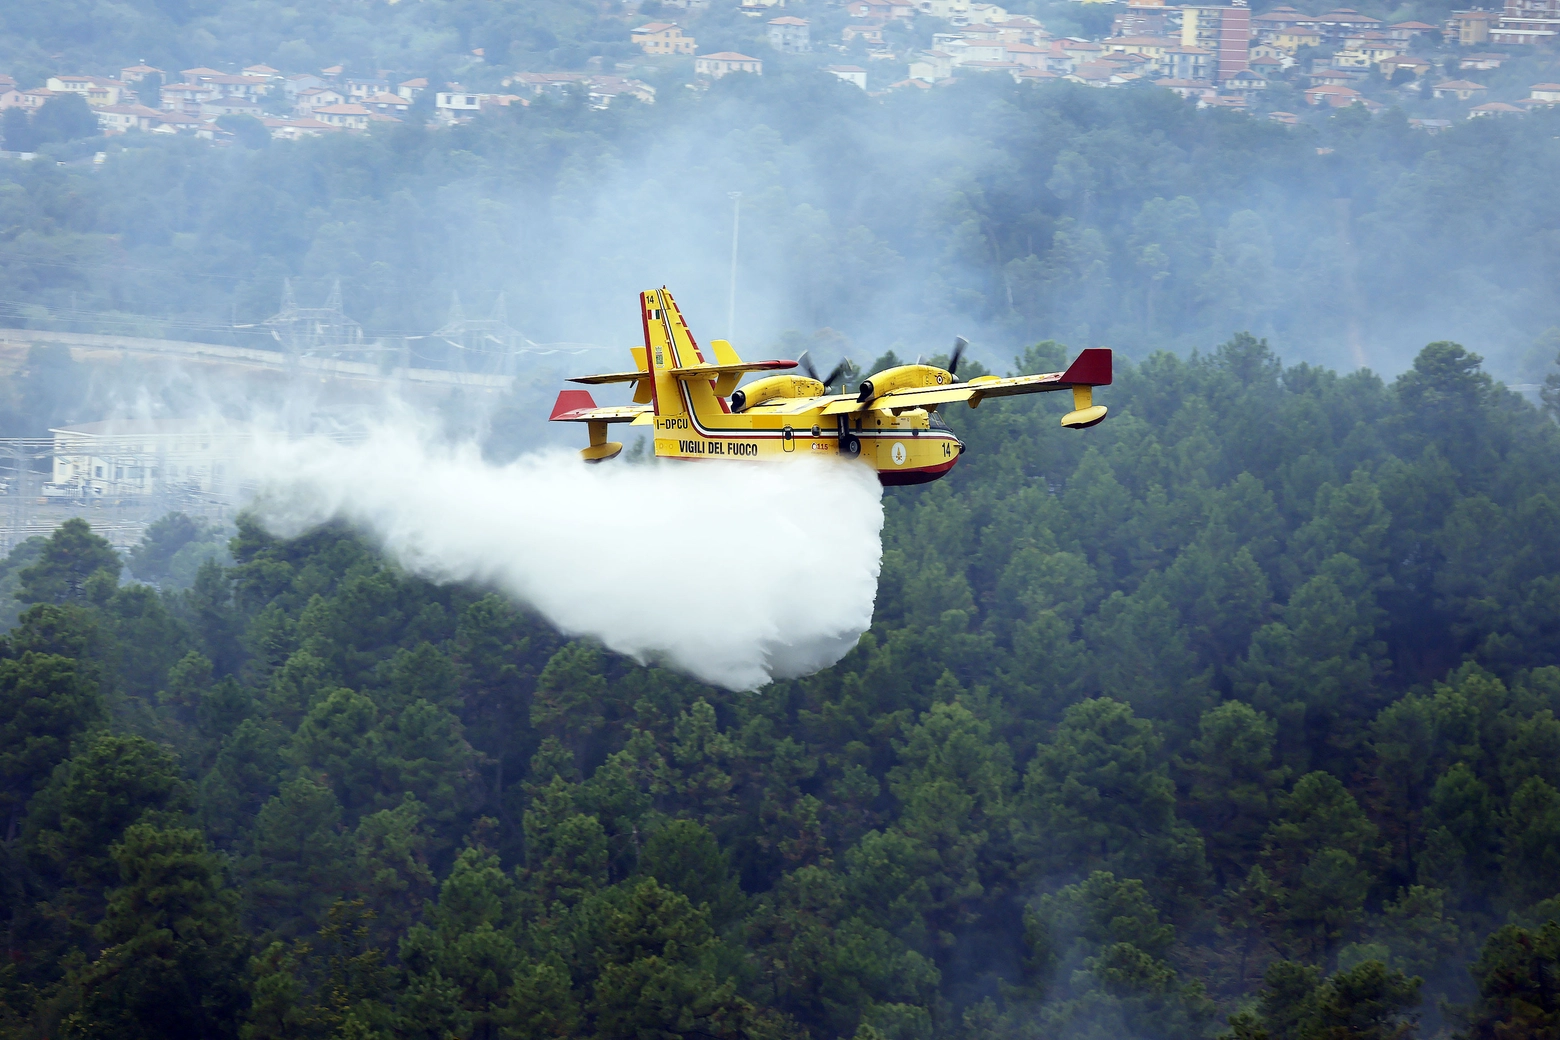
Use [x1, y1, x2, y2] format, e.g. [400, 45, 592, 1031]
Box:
[549, 288, 1112, 486]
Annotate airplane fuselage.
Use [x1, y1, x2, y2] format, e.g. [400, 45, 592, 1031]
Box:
[652, 391, 963, 486]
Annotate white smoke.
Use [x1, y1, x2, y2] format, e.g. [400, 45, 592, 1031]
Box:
[239, 423, 885, 690]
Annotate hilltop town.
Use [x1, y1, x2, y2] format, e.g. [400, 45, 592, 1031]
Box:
[1, 0, 1558, 151]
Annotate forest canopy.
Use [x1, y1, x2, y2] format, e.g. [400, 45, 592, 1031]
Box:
[4, 75, 1560, 395]
[4, 334, 1560, 1039]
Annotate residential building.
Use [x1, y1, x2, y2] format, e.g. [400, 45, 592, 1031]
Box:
[768, 16, 811, 52]
[119, 65, 162, 84]
[1252, 5, 1307, 37]
[19, 88, 59, 109]
[314, 103, 371, 129]
[293, 87, 346, 114]
[1180, 3, 1251, 82]
[0, 83, 22, 110]
[844, 0, 915, 18]
[95, 103, 163, 133]
[1309, 8, 1383, 36]
[243, 64, 280, 80]
[262, 116, 336, 139]
[1103, 35, 1175, 63]
[1528, 81, 1560, 103]
[343, 77, 389, 101]
[1069, 60, 1131, 86]
[910, 50, 958, 81]
[435, 90, 482, 119]
[1163, 44, 1213, 80]
[956, 37, 1010, 62]
[284, 73, 327, 99]
[1269, 110, 1300, 123]
[1310, 68, 1367, 86]
[1017, 67, 1060, 83]
[1251, 54, 1287, 76]
[918, 0, 972, 19]
[1459, 51, 1506, 67]
[161, 83, 220, 114]
[1113, 0, 1170, 38]
[1003, 41, 1049, 67]
[200, 97, 264, 118]
[153, 111, 207, 134]
[1158, 77, 1218, 100]
[1332, 33, 1402, 67]
[1304, 83, 1363, 105]
[695, 53, 763, 77]
[1432, 78, 1487, 98]
[1492, 0, 1560, 43]
[585, 77, 655, 107]
[843, 22, 886, 43]
[1273, 28, 1324, 50]
[1468, 100, 1522, 115]
[741, 0, 786, 8]
[966, 3, 1011, 24]
[1385, 20, 1438, 40]
[991, 16, 1049, 43]
[1379, 55, 1433, 77]
[826, 65, 869, 88]
[46, 76, 127, 106]
[398, 78, 428, 100]
[361, 92, 412, 115]
[478, 94, 524, 111]
[632, 22, 698, 55]
[1222, 68, 1267, 96]
[200, 74, 270, 99]
[1445, 9, 1498, 44]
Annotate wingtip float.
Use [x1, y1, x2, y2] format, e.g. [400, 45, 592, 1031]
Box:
[549, 288, 1112, 486]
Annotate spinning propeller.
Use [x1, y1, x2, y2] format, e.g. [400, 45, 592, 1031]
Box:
[948, 336, 968, 377]
[797, 351, 849, 392]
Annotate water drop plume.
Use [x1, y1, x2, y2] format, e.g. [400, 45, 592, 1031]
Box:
[242, 424, 885, 690]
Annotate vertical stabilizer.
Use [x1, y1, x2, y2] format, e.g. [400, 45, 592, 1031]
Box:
[642, 288, 728, 421]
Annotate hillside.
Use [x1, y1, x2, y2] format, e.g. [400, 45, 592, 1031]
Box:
[3, 335, 1560, 1039]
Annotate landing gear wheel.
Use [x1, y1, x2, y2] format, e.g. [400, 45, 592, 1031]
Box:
[841, 434, 861, 457]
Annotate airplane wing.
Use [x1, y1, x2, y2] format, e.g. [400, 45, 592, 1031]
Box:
[823, 349, 1112, 416]
[549, 390, 651, 424]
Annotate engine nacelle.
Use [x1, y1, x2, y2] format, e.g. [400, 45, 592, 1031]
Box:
[730, 374, 825, 412]
[856, 364, 955, 402]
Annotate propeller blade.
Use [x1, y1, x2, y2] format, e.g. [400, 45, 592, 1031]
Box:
[949, 336, 969, 377]
[797, 350, 821, 383]
[821, 362, 847, 390]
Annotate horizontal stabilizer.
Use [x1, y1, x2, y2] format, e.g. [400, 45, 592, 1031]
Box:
[549, 390, 650, 424]
[568, 370, 649, 386]
[669, 359, 797, 380]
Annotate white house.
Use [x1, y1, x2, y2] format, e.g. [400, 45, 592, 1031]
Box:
[826, 65, 869, 88]
[694, 53, 764, 77]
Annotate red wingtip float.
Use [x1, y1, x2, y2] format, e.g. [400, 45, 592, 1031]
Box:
[549, 288, 1112, 484]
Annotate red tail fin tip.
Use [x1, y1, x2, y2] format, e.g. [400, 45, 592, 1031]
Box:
[1061, 348, 1112, 386]
[550, 389, 598, 420]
